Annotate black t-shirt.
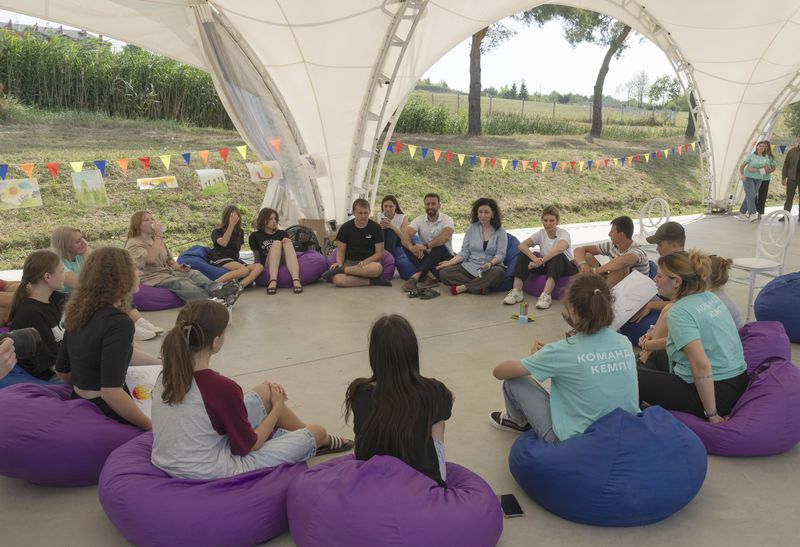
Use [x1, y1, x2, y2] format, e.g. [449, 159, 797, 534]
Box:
[210, 228, 244, 261]
[10, 292, 66, 379]
[336, 219, 383, 262]
[248, 229, 288, 264]
[55, 306, 134, 390]
[351, 379, 452, 486]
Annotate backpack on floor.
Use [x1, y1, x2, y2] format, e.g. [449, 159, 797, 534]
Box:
[286, 224, 322, 253]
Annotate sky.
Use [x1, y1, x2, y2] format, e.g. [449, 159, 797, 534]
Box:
[1, 10, 676, 100]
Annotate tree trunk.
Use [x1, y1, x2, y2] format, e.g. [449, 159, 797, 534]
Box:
[685, 91, 697, 140]
[591, 24, 631, 138]
[468, 27, 487, 136]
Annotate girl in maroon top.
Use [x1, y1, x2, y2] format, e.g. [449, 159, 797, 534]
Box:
[150, 300, 353, 479]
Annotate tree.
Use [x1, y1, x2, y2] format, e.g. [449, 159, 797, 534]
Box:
[783, 101, 800, 137]
[483, 86, 499, 97]
[630, 70, 649, 108]
[509, 81, 518, 99]
[518, 7, 631, 137]
[685, 91, 697, 139]
[519, 79, 529, 100]
[468, 23, 516, 136]
[648, 75, 681, 108]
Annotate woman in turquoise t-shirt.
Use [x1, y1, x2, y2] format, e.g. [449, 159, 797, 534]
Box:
[738, 140, 776, 221]
[490, 273, 639, 442]
[637, 251, 748, 422]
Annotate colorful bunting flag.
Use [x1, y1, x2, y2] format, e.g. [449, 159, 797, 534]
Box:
[444, 151, 452, 166]
[550, 161, 557, 172]
[644, 154, 650, 163]
[395, 142, 404, 155]
[182, 152, 192, 166]
[491, 157, 497, 168]
[387, 142, 394, 154]
[236, 145, 247, 160]
[587, 160, 593, 170]
[613, 158, 618, 167]
[469, 155, 476, 168]
[20, 163, 34, 177]
[70, 161, 83, 173]
[512, 159, 518, 171]
[116, 158, 129, 173]
[532, 160, 538, 171]
[521, 160, 529, 172]
[408, 145, 417, 159]
[433, 149, 441, 163]
[604, 159, 609, 168]
[457, 153, 465, 166]
[218, 148, 229, 162]
[501, 159, 509, 170]
[270, 138, 282, 152]
[421, 147, 429, 160]
[579, 160, 584, 172]
[0, 164, 7, 180]
[46, 162, 59, 179]
[480, 156, 486, 167]
[569, 161, 575, 171]
[690, 142, 696, 152]
[94, 160, 107, 176]
[199, 150, 210, 166]
[138, 156, 151, 172]
[159, 155, 171, 169]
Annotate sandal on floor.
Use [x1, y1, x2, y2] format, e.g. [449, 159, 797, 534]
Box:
[408, 288, 422, 298]
[266, 280, 278, 295]
[420, 288, 440, 300]
[292, 279, 303, 294]
[315, 435, 354, 456]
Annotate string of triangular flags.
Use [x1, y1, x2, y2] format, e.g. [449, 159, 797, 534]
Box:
[386, 140, 703, 173]
[0, 142, 269, 181]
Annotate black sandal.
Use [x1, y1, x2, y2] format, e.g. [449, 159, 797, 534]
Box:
[266, 280, 278, 295]
[315, 435, 354, 456]
[292, 278, 303, 294]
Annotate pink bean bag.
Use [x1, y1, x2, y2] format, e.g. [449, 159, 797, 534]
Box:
[0, 384, 142, 486]
[255, 251, 328, 288]
[326, 250, 396, 282]
[131, 284, 184, 311]
[670, 321, 800, 456]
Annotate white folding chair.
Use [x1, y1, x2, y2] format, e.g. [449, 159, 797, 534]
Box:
[636, 198, 670, 252]
[729, 209, 796, 319]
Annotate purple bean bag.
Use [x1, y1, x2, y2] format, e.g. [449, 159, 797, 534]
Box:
[131, 284, 184, 311]
[519, 251, 575, 299]
[670, 321, 800, 456]
[177, 245, 228, 281]
[754, 272, 800, 342]
[0, 365, 52, 389]
[326, 249, 396, 282]
[99, 433, 308, 547]
[255, 250, 328, 288]
[0, 383, 142, 486]
[287, 455, 502, 547]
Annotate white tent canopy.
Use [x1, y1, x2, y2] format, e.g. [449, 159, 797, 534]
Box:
[4, 1, 800, 223]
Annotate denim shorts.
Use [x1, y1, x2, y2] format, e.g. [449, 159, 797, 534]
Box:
[243, 391, 316, 467]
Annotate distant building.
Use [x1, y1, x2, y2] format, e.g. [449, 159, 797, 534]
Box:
[2, 21, 103, 44]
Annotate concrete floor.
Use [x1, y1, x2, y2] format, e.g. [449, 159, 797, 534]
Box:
[2, 212, 800, 546]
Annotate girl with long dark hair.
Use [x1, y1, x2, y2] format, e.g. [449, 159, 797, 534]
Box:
[377, 195, 408, 251]
[345, 314, 453, 486]
[249, 207, 303, 294]
[208, 205, 264, 287]
[151, 300, 352, 479]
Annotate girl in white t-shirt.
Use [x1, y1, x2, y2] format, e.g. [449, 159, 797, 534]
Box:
[377, 195, 408, 251]
[504, 205, 577, 310]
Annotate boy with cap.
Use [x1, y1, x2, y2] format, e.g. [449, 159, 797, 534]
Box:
[630, 221, 685, 322]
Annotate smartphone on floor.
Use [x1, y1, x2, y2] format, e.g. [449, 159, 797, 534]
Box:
[499, 494, 524, 518]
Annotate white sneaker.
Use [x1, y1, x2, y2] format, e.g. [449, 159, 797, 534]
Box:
[135, 317, 163, 334]
[736, 213, 749, 221]
[133, 322, 157, 341]
[503, 288, 524, 305]
[749, 213, 760, 223]
[535, 293, 552, 309]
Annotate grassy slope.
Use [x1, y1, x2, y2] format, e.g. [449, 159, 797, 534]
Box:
[0, 102, 790, 269]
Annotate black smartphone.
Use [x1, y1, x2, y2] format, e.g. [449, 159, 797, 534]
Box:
[499, 494, 524, 518]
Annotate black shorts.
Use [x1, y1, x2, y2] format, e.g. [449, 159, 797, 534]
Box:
[208, 249, 244, 267]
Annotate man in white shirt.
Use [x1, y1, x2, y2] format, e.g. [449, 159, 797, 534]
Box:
[573, 216, 649, 287]
[400, 193, 455, 292]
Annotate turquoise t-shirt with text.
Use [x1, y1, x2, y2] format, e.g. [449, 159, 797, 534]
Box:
[666, 291, 746, 383]
[521, 328, 639, 440]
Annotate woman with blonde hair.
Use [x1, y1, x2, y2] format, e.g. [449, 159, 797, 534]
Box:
[55, 247, 159, 430]
[637, 250, 748, 422]
[50, 225, 162, 340]
[737, 140, 775, 221]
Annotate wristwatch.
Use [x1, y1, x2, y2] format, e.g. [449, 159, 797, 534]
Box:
[703, 409, 718, 419]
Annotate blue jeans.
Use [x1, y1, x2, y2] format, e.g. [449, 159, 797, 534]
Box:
[740, 177, 763, 215]
[502, 376, 559, 443]
[155, 269, 216, 301]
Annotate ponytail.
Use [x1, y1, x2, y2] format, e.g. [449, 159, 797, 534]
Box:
[563, 274, 614, 335]
[8, 250, 61, 323]
[159, 300, 229, 405]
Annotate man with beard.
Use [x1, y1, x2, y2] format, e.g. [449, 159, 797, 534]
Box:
[400, 193, 455, 292]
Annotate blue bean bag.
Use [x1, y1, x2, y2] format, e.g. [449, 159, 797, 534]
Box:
[754, 272, 800, 342]
[287, 455, 502, 547]
[495, 234, 520, 292]
[509, 406, 706, 526]
[648, 260, 657, 279]
[0, 365, 51, 389]
[619, 309, 660, 346]
[177, 246, 228, 282]
[100, 433, 308, 547]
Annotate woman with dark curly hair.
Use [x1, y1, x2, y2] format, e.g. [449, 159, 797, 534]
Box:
[437, 197, 508, 295]
[56, 247, 159, 430]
